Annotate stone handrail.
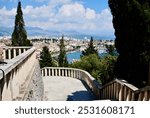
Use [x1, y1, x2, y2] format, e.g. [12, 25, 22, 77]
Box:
[0, 47, 43, 101]
[2, 46, 31, 60]
[41, 67, 102, 98]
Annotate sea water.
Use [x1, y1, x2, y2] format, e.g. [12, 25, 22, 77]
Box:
[67, 50, 107, 63]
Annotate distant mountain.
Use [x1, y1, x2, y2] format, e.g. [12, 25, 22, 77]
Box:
[0, 26, 114, 40]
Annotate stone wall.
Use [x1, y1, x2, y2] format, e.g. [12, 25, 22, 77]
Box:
[24, 61, 44, 101]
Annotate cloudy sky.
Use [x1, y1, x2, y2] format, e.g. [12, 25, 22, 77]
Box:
[0, 0, 114, 37]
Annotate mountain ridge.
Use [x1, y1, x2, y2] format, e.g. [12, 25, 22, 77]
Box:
[0, 26, 114, 40]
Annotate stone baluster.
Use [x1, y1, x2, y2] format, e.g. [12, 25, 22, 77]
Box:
[124, 87, 127, 100]
[55, 69, 57, 76]
[3, 49, 6, 60]
[143, 91, 148, 101]
[58, 69, 60, 76]
[13, 49, 17, 58]
[48, 69, 51, 76]
[131, 92, 135, 101]
[119, 85, 124, 101]
[126, 90, 131, 101]
[45, 68, 47, 76]
[41, 70, 43, 77]
[115, 83, 118, 99]
[19, 49, 22, 55]
[8, 49, 11, 59]
[23, 48, 26, 53]
[51, 69, 54, 76]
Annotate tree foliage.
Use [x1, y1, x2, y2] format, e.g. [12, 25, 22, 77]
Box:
[70, 54, 117, 84]
[58, 36, 68, 67]
[11, 1, 32, 46]
[105, 44, 116, 56]
[109, 0, 150, 87]
[82, 37, 98, 56]
[40, 46, 55, 68]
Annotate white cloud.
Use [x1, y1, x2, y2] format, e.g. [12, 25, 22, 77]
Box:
[85, 8, 96, 20]
[0, 0, 114, 36]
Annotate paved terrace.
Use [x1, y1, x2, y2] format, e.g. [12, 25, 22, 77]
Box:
[43, 77, 96, 101]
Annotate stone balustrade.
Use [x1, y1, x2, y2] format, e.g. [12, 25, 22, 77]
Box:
[136, 86, 150, 101]
[99, 79, 150, 101]
[2, 46, 31, 60]
[0, 47, 44, 101]
[41, 67, 102, 99]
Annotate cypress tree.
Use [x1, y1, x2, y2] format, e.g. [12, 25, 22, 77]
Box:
[109, 0, 150, 87]
[82, 37, 98, 56]
[40, 46, 55, 68]
[12, 1, 32, 46]
[58, 35, 68, 67]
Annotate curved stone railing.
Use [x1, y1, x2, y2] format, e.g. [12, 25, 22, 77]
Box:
[41, 68, 150, 101]
[41, 67, 102, 99]
[0, 47, 44, 101]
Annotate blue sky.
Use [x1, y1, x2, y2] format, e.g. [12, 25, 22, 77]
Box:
[0, 0, 114, 37]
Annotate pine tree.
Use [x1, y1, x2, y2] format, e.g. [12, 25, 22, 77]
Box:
[82, 37, 98, 56]
[40, 46, 55, 68]
[109, 0, 150, 87]
[12, 1, 32, 46]
[58, 35, 68, 67]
